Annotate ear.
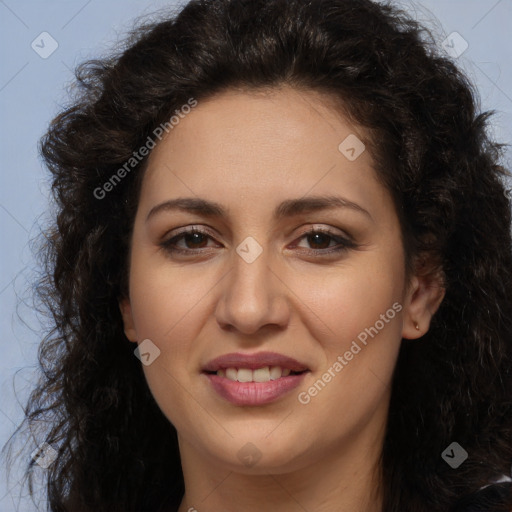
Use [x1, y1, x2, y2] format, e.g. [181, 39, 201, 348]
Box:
[119, 297, 138, 343]
[401, 269, 445, 340]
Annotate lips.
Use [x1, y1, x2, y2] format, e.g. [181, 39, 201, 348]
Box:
[202, 351, 310, 406]
[202, 351, 309, 373]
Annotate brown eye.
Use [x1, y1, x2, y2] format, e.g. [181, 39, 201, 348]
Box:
[161, 228, 217, 254]
[160, 226, 356, 257]
[305, 232, 334, 250]
[178, 231, 209, 249]
[294, 228, 356, 254]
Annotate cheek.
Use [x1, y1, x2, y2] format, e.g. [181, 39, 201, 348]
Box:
[292, 268, 404, 433]
[291, 258, 404, 351]
[127, 249, 216, 347]
[126, 257, 204, 428]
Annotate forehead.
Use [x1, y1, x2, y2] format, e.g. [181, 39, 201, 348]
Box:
[138, 86, 390, 222]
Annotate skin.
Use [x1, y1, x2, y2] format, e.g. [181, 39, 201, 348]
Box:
[119, 86, 445, 512]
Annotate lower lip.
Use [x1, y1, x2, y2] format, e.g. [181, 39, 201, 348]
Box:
[204, 372, 308, 406]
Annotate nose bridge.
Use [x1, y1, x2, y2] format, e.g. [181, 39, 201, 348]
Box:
[216, 234, 288, 333]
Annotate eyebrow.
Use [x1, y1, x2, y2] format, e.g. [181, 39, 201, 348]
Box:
[145, 195, 373, 223]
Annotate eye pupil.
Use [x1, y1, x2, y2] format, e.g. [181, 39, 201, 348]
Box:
[186, 232, 207, 248]
[308, 233, 331, 249]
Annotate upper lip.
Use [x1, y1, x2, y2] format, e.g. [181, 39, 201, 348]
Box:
[202, 351, 310, 372]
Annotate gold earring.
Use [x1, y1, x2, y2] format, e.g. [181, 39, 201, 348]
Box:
[414, 322, 420, 331]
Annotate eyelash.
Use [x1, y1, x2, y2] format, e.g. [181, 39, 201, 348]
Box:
[160, 226, 356, 257]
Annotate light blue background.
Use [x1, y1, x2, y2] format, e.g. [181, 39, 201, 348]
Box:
[1, 1, 511, 510]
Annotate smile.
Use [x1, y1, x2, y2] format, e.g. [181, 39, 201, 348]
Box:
[202, 352, 310, 406]
[214, 366, 302, 382]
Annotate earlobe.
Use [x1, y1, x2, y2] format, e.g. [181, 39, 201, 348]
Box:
[119, 298, 138, 342]
[402, 273, 445, 340]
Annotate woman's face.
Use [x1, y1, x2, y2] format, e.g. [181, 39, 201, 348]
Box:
[120, 86, 435, 475]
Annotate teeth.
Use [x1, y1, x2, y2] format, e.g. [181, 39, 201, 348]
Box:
[237, 368, 252, 383]
[253, 367, 270, 382]
[226, 368, 237, 380]
[217, 366, 297, 382]
[269, 366, 282, 380]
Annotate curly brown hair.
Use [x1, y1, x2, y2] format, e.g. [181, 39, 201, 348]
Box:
[3, 0, 512, 511]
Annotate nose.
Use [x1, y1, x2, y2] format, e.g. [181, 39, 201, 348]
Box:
[214, 239, 290, 337]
